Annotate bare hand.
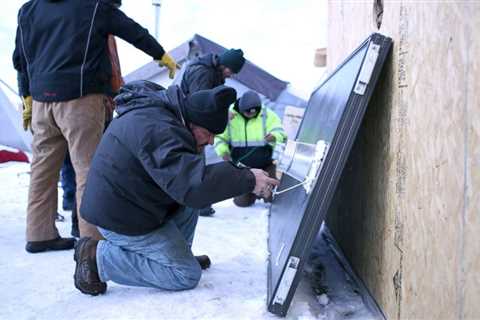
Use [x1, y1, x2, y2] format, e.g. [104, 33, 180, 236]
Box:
[265, 133, 276, 143]
[250, 168, 280, 199]
[222, 154, 231, 162]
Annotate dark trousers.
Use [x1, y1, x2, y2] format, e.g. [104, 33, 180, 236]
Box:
[233, 163, 276, 207]
[61, 152, 76, 207]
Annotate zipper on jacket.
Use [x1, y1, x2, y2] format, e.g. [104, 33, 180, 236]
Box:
[80, 1, 100, 97]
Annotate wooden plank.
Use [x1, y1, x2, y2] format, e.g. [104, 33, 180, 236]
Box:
[464, 2, 480, 319]
[326, 1, 479, 319]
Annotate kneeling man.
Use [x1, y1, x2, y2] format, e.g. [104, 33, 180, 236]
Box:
[74, 81, 278, 295]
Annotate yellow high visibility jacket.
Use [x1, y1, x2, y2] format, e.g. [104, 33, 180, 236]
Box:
[214, 105, 287, 168]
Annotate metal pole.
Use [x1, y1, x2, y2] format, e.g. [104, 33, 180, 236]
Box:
[152, 0, 161, 40]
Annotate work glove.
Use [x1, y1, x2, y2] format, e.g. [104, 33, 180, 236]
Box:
[21, 96, 33, 131]
[157, 53, 178, 79]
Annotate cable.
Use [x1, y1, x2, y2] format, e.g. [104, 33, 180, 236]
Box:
[273, 177, 313, 195]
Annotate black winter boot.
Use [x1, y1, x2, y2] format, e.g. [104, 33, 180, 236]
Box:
[195, 255, 211, 270]
[73, 237, 107, 296]
[26, 237, 76, 253]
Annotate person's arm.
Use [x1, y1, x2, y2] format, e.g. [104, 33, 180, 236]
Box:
[138, 126, 255, 208]
[214, 128, 231, 160]
[12, 24, 30, 97]
[104, 4, 165, 60]
[265, 108, 287, 144]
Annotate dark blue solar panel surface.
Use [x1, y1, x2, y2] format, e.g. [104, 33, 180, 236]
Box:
[267, 33, 392, 317]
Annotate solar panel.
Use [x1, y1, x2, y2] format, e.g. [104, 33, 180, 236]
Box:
[267, 33, 392, 317]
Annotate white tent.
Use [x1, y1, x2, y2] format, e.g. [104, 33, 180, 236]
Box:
[0, 84, 32, 152]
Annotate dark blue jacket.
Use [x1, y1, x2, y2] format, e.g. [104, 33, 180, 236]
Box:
[13, 0, 165, 102]
[180, 53, 225, 95]
[81, 81, 255, 235]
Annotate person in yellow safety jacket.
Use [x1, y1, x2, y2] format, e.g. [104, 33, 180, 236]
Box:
[214, 90, 287, 207]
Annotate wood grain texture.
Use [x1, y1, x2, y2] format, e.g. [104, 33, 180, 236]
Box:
[325, 1, 479, 319]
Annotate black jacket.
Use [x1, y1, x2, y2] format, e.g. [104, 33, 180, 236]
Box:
[81, 81, 255, 235]
[180, 53, 225, 95]
[13, 0, 165, 102]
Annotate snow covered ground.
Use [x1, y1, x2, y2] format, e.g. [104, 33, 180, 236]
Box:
[0, 162, 319, 319]
[0, 160, 380, 320]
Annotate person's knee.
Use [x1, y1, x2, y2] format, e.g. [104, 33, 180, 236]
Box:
[174, 263, 202, 290]
[233, 194, 255, 207]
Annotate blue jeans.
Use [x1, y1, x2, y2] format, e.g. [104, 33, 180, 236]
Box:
[96, 207, 202, 291]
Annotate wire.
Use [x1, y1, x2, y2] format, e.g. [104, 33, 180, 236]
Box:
[273, 177, 313, 195]
[233, 146, 260, 167]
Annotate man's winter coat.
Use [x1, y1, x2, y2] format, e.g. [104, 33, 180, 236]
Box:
[214, 103, 287, 169]
[13, 0, 165, 102]
[81, 81, 255, 236]
[180, 53, 224, 95]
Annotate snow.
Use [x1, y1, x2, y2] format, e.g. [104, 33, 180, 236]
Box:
[0, 162, 319, 320]
[0, 160, 380, 320]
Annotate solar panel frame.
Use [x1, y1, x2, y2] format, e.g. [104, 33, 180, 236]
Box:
[267, 33, 392, 317]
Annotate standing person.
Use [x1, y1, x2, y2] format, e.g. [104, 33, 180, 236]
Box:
[215, 90, 287, 207]
[180, 48, 246, 216]
[13, 0, 177, 253]
[60, 0, 126, 238]
[74, 81, 278, 295]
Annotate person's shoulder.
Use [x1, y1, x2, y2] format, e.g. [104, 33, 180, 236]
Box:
[99, 0, 117, 9]
[17, 1, 34, 16]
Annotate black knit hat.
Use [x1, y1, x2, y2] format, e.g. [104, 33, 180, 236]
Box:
[219, 49, 245, 74]
[185, 86, 237, 134]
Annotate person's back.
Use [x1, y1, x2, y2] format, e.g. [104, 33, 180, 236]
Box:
[15, 0, 166, 102]
[180, 53, 223, 96]
[180, 49, 245, 96]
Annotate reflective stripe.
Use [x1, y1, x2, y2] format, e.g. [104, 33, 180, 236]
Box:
[18, 8, 32, 84]
[270, 127, 284, 133]
[262, 108, 267, 138]
[80, 1, 100, 97]
[231, 141, 266, 147]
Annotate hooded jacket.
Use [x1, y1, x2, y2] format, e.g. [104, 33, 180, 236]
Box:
[80, 81, 255, 235]
[180, 53, 225, 95]
[13, 0, 165, 102]
[214, 101, 287, 169]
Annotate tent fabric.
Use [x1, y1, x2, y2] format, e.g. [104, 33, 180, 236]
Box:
[0, 86, 32, 152]
[124, 34, 292, 102]
[0, 150, 29, 164]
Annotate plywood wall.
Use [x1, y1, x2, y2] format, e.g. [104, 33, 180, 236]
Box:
[325, 1, 480, 319]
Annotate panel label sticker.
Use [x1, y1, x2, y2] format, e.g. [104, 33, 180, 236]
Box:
[273, 256, 300, 305]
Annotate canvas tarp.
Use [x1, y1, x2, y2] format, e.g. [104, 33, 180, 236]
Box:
[0, 86, 32, 152]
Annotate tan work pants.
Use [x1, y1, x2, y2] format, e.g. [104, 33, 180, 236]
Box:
[26, 94, 105, 241]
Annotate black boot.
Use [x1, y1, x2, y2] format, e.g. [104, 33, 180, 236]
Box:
[73, 237, 107, 296]
[198, 207, 215, 217]
[195, 255, 211, 270]
[26, 237, 76, 253]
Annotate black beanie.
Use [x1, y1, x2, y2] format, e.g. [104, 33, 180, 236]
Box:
[219, 49, 245, 74]
[185, 86, 237, 134]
